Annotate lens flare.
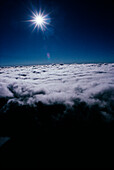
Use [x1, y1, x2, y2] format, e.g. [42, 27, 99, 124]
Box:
[28, 10, 51, 32]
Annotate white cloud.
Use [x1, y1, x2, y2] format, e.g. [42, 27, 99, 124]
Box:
[0, 63, 114, 122]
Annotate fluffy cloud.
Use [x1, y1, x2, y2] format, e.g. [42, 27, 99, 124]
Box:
[0, 63, 114, 135]
[0, 63, 114, 168]
[0, 64, 114, 101]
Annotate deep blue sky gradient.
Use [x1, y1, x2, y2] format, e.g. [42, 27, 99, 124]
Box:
[0, 0, 114, 65]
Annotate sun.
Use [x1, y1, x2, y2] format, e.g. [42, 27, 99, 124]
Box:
[28, 10, 51, 32]
[35, 15, 43, 25]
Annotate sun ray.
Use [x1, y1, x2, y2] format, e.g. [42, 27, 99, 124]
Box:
[27, 9, 51, 32]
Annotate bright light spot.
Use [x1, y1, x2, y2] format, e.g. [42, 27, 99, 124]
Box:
[27, 10, 51, 32]
[35, 16, 43, 25]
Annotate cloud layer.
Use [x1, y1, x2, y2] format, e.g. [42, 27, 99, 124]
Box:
[0, 63, 114, 169]
[0, 63, 114, 135]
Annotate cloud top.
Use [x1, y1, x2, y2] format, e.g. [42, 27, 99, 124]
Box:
[0, 63, 114, 131]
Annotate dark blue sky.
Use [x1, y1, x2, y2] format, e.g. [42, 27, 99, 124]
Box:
[0, 0, 114, 66]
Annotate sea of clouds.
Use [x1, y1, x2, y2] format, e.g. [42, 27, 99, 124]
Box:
[0, 63, 114, 166]
[0, 63, 114, 136]
[0, 64, 114, 106]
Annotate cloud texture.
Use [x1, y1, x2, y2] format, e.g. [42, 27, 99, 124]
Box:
[0, 63, 114, 168]
[0, 63, 114, 134]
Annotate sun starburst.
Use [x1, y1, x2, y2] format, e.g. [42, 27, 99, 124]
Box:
[28, 10, 51, 32]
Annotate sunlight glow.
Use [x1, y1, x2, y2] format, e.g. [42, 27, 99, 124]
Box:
[35, 16, 43, 25]
[28, 10, 51, 32]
